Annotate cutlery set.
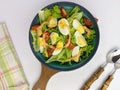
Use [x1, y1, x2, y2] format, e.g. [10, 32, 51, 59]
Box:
[81, 48, 120, 90]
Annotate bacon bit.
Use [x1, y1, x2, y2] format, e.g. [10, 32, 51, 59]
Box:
[83, 17, 92, 27]
[47, 48, 55, 56]
[61, 7, 67, 18]
[83, 26, 91, 37]
[43, 31, 50, 42]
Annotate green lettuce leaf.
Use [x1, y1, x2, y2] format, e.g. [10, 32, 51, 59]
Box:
[53, 5, 61, 13]
[46, 49, 66, 63]
[30, 30, 39, 52]
[44, 8, 51, 20]
[51, 5, 61, 18]
[80, 45, 94, 59]
[46, 48, 72, 64]
[65, 48, 72, 59]
[38, 10, 45, 23]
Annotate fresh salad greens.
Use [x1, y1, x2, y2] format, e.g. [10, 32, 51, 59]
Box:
[31, 5, 96, 65]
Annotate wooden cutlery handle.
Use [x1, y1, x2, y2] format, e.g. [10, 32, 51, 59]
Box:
[81, 67, 104, 90]
[32, 64, 58, 90]
[101, 75, 113, 90]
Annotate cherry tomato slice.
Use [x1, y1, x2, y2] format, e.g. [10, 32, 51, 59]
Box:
[31, 25, 39, 30]
[68, 43, 75, 50]
[83, 17, 92, 27]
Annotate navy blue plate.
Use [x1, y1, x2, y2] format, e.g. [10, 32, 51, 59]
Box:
[29, 2, 99, 71]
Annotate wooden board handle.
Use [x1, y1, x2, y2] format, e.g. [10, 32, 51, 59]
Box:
[101, 75, 113, 90]
[81, 67, 104, 90]
[32, 64, 58, 90]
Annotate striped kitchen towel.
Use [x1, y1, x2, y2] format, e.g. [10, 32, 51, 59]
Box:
[0, 24, 29, 90]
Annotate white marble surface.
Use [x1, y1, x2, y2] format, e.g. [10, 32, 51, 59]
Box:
[0, 0, 120, 90]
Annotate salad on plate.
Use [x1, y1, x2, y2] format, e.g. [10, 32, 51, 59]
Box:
[30, 5, 96, 65]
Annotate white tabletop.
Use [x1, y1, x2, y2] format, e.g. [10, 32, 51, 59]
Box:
[0, 0, 120, 90]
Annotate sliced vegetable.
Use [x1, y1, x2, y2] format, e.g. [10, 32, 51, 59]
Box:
[67, 43, 75, 50]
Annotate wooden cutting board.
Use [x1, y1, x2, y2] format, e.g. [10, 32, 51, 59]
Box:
[32, 64, 59, 90]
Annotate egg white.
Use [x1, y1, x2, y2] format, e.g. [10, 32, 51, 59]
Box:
[72, 46, 80, 57]
[38, 37, 44, 53]
[48, 17, 57, 28]
[74, 31, 87, 47]
[58, 18, 69, 35]
[73, 19, 85, 34]
[52, 48, 63, 55]
[50, 32, 59, 45]
[52, 41, 63, 55]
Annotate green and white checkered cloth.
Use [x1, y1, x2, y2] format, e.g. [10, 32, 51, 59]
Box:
[0, 24, 29, 90]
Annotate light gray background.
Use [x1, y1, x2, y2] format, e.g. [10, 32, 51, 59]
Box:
[0, 0, 120, 90]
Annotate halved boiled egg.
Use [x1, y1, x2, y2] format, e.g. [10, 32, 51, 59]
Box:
[50, 32, 59, 45]
[74, 31, 87, 47]
[48, 16, 57, 28]
[52, 41, 63, 55]
[38, 37, 44, 53]
[72, 46, 80, 57]
[58, 18, 70, 35]
[73, 19, 85, 34]
[72, 46, 80, 62]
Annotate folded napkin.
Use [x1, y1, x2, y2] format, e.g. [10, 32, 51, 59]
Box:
[0, 24, 29, 90]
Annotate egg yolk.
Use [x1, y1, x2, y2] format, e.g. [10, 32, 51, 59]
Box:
[39, 38, 43, 47]
[76, 26, 85, 34]
[50, 19, 56, 25]
[59, 19, 67, 28]
[77, 37, 86, 46]
[56, 41, 63, 49]
[52, 33, 58, 42]
[48, 17, 57, 28]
